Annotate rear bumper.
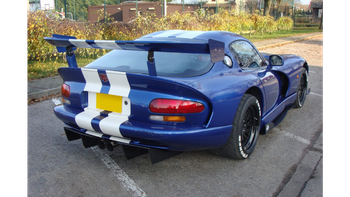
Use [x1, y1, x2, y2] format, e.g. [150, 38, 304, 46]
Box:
[54, 105, 232, 151]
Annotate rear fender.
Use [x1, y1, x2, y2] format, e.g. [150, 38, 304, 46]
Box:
[58, 67, 87, 112]
[126, 73, 212, 127]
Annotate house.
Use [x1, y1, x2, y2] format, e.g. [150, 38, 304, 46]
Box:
[202, 0, 258, 14]
[88, 0, 243, 23]
[311, 0, 322, 23]
[29, 0, 55, 12]
[88, 1, 200, 23]
[202, 0, 236, 13]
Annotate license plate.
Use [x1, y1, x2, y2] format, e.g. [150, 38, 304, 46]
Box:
[96, 93, 122, 113]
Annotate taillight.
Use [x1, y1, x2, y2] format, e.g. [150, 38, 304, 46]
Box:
[61, 83, 70, 98]
[149, 99, 204, 114]
[150, 115, 186, 122]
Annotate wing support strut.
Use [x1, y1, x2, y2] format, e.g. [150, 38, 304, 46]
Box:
[66, 46, 78, 68]
[147, 51, 157, 76]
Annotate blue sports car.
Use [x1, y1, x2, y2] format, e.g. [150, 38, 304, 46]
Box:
[45, 30, 309, 163]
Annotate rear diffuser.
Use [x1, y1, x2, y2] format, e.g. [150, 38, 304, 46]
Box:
[64, 127, 183, 164]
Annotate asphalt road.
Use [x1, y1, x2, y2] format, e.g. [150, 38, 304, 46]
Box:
[28, 36, 323, 197]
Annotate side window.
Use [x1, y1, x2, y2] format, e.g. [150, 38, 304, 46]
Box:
[229, 41, 264, 68]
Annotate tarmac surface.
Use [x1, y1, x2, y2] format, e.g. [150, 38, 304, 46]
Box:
[25, 33, 326, 197]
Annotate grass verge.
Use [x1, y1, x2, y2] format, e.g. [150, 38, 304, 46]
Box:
[245, 26, 322, 42]
[28, 57, 94, 80]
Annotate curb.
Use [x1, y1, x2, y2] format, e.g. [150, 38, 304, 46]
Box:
[28, 87, 61, 100]
[257, 34, 323, 51]
[277, 151, 322, 197]
[277, 129, 323, 197]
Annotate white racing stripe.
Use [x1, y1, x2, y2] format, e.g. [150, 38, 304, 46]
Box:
[106, 70, 130, 97]
[99, 113, 128, 137]
[152, 30, 185, 38]
[94, 40, 122, 50]
[109, 136, 131, 144]
[81, 68, 102, 93]
[85, 130, 131, 144]
[99, 70, 131, 137]
[176, 31, 205, 39]
[87, 92, 98, 109]
[75, 68, 131, 140]
[91, 147, 147, 197]
[86, 130, 103, 138]
[75, 108, 102, 131]
[69, 39, 93, 48]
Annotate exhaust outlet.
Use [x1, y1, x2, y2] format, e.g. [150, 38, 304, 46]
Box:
[106, 142, 119, 151]
[98, 140, 106, 150]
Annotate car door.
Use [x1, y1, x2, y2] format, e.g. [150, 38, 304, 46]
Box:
[229, 40, 280, 115]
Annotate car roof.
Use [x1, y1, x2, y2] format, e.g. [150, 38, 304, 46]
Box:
[135, 30, 247, 44]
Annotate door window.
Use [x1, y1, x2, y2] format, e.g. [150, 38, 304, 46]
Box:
[229, 41, 265, 68]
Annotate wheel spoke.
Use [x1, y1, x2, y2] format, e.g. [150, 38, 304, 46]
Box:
[241, 106, 259, 151]
[244, 131, 255, 150]
[298, 74, 307, 103]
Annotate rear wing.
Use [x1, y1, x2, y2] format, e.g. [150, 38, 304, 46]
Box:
[44, 34, 225, 76]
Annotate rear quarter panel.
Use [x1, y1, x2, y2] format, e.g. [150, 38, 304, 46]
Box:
[125, 73, 213, 127]
[58, 67, 87, 112]
[174, 62, 264, 128]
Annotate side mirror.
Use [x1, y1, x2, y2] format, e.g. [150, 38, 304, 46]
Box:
[269, 55, 284, 66]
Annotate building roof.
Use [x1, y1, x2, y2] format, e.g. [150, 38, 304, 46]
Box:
[311, 0, 323, 8]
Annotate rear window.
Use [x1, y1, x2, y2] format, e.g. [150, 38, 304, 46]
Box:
[85, 50, 213, 77]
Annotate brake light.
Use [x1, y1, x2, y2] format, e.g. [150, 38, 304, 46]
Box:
[61, 83, 70, 98]
[149, 99, 204, 114]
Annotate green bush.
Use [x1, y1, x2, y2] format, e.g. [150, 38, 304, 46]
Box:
[277, 17, 294, 31]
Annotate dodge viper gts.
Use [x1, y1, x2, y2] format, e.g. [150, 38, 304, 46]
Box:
[45, 30, 309, 163]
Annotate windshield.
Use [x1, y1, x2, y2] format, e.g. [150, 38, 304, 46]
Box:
[85, 50, 213, 77]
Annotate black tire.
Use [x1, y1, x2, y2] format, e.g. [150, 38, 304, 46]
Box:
[212, 94, 261, 160]
[294, 68, 308, 108]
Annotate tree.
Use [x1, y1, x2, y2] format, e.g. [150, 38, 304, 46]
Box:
[263, 0, 271, 16]
[246, 0, 258, 14]
[263, 0, 295, 17]
[276, 0, 281, 12]
[318, 0, 326, 30]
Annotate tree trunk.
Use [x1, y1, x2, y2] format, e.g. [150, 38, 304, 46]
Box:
[318, 4, 326, 30]
[263, 0, 271, 16]
[276, 0, 282, 19]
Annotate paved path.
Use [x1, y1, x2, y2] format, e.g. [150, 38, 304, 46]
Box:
[253, 32, 323, 50]
[27, 32, 323, 100]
